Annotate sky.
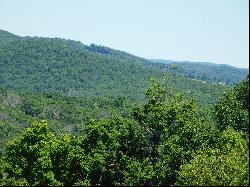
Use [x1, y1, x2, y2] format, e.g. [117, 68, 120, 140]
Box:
[0, 0, 249, 68]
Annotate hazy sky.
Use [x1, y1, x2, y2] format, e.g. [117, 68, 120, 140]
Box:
[0, 0, 249, 68]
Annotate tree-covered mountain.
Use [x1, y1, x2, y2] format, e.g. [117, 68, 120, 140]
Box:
[0, 29, 248, 186]
[0, 29, 230, 105]
[0, 29, 19, 45]
[0, 35, 161, 101]
[149, 59, 248, 86]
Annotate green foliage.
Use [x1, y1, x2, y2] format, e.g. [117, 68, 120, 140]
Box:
[0, 36, 161, 102]
[0, 118, 149, 186]
[177, 127, 249, 186]
[166, 74, 230, 108]
[178, 75, 249, 185]
[150, 59, 248, 86]
[0, 30, 229, 105]
[0, 87, 136, 155]
[214, 75, 249, 136]
[133, 78, 219, 185]
[1, 120, 62, 185]
[122, 156, 155, 186]
[0, 29, 19, 45]
[0, 76, 248, 186]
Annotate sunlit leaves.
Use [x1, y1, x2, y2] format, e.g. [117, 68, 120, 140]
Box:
[214, 75, 249, 136]
[177, 128, 249, 186]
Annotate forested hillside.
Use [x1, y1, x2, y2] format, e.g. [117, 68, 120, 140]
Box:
[0, 29, 249, 186]
[0, 76, 248, 186]
[0, 37, 159, 101]
[0, 29, 19, 45]
[0, 29, 230, 104]
[150, 59, 248, 86]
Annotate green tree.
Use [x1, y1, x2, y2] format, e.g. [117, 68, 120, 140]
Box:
[132, 77, 218, 185]
[176, 127, 249, 186]
[0, 120, 62, 186]
[214, 75, 249, 136]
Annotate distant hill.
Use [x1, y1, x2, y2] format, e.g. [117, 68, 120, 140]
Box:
[0, 36, 161, 102]
[0, 29, 231, 106]
[149, 59, 248, 86]
[0, 29, 20, 45]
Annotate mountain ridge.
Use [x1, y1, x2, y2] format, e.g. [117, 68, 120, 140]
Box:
[149, 59, 248, 85]
[149, 58, 248, 69]
[0, 29, 238, 106]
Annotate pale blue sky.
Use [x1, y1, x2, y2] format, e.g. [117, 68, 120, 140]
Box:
[0, 0, 249, 68]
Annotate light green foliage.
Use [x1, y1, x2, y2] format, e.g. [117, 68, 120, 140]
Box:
[177, 76, 249, 186]
[1, 120, 62, 185]
[177, 127, 249, 186]
[214, 75, 249, 136]
[0, 117, 149, 186]
[133, 77, 218, 185]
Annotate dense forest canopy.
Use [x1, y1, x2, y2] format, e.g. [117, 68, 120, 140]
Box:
[0, 29, 249, 186]
[149, 59, 248, 86]
[0, 29, 233, 104]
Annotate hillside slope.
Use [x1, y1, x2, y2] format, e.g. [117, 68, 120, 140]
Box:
[0, 29, 20, 45]
[149, 59, 248, 86]
[0, 29, 230, 105]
